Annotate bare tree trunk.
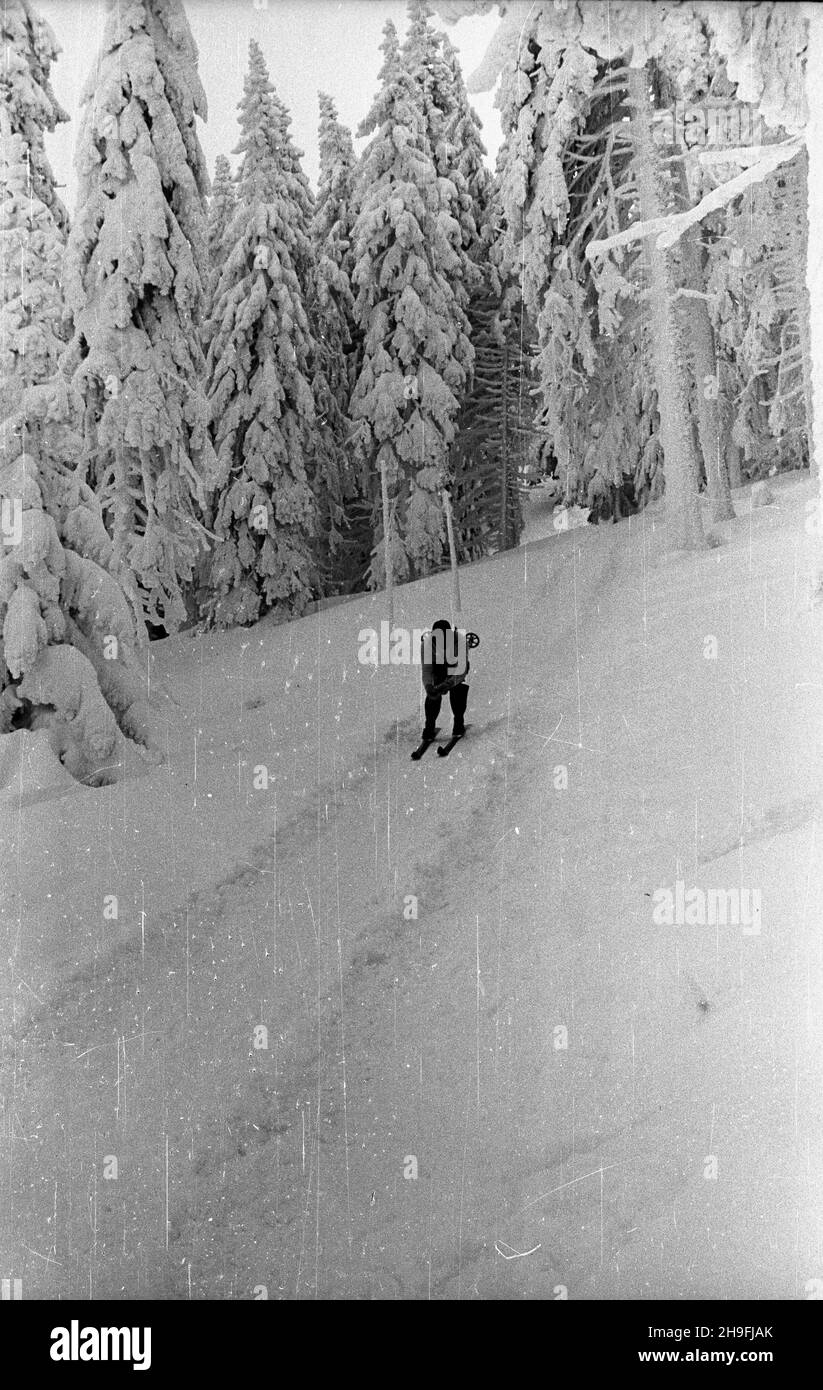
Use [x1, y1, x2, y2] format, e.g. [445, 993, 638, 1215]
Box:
[679, 233, 734, 520]
[666, 101, 735, 523]
[726, 437, 743, 488]
[628, 65, 705, 550]
[691, 288, 735, 521]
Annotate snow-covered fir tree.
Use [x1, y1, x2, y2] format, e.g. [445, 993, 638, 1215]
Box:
[0, 124, 148, 783]
[535, 58, 666, 520]
[206, 154, 236, 295]
[311, 92, 363, 592]
[63, 0, 216, 636]
[440, 2, 756, 546]
[243, 70, 354, 605]
[350, 12, 473, 587]
[423, 23, 527, 555]
[202, 153, 236, 375]
[313, 93, 358, 386]
[202, 40, 319, 627]
[450, 157, 526, 556]
[706, 146, 812, 479]
[403, 4, 481, 287]
[0, 0, 69, 232]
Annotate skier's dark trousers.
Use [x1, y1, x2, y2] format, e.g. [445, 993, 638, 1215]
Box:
[421, 619, 469, 738]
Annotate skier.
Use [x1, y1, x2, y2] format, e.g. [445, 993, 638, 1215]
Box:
[421, 618, 470, 741]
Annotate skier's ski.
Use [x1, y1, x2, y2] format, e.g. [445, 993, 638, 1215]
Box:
[437, 725, 469, 758]
[411, 727, 440, 761]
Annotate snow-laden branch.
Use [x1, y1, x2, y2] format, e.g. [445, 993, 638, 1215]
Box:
[669, 287, 714, 303]
[696, 144, 791, 167]
[586, 137, 803, 261]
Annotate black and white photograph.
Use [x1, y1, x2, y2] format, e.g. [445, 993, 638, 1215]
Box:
[1, 0, 823, 1333]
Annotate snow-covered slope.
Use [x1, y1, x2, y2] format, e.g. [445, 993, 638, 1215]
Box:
[2, 473, 822, 1299]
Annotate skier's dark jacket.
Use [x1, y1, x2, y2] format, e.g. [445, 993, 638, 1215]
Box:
[421, 630, 470, 697]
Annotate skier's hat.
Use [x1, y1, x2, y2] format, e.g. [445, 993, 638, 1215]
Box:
[425, 619, 465, 669]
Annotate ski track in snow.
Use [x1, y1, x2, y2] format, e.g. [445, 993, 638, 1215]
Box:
[2, 474, 823, 1299]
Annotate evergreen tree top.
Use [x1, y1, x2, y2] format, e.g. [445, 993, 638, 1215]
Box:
[359, 19, 402, 139]
[406, 0, 435, 32]
[317, 91, 355, 174]
[71, 0, 211, 282]
[207, 153, 236, 269]
[315, 93, 356, 242]
[381, 17, 400, 68]
[235, 40, 313, 223]
[213, 153, 233, 184]
[210, 153, 236, 215]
